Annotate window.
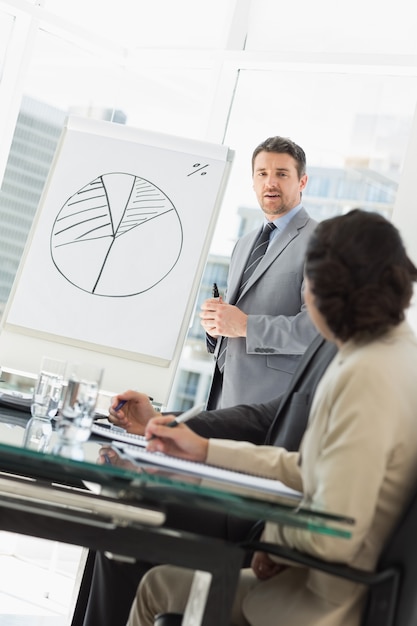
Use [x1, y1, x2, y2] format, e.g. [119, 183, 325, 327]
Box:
[0, 0, 417, 406]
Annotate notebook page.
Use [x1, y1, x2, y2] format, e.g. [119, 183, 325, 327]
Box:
[117, 442, 302, 498]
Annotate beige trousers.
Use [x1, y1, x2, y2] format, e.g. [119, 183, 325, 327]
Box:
[126, 564, 256, 626]
[126, 563, 363, 626]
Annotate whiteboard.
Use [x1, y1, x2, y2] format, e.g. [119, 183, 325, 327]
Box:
[0, 116, 234, 404]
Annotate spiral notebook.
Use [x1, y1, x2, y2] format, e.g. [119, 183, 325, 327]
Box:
[91, 423, 147, 447]
[114, 441, 302, 499]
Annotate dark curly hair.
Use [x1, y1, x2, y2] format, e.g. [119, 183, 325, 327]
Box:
[304, 209, 417, 343]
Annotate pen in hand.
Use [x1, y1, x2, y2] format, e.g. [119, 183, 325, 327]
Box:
[114, 396, 154, 412]
[165, 403, 206, 428]
[148, 403, 206, 440]
[212, 282, 220, 298]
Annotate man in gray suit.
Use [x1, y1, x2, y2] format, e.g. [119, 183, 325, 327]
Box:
[201, 136, 318, 409]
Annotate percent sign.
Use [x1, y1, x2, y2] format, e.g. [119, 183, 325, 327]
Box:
[188, 163, 209, 176]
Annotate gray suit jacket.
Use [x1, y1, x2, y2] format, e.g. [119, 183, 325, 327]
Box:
[207, 207, 318, 409]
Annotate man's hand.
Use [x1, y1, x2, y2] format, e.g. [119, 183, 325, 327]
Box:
[97, 445, 138, 471]
[200, 298, 248, 338]
[107, 391, 158, 435]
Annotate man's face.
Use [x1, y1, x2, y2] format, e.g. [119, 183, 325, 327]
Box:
[252, 151, 308, 219]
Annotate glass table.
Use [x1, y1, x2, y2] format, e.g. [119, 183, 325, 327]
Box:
[0, 402, 354, 626]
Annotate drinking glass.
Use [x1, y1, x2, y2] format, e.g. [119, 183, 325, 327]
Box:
[53, 362, 104, 460]
[23, 356, 67, 453]
[31, 356, 67, 419]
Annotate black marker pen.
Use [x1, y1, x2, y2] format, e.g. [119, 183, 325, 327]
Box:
[212, 282, 219, 298]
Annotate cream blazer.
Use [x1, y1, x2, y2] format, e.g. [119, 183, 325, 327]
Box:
[206, 321, 417, 626]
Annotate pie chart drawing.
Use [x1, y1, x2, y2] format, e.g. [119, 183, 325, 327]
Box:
[51, 172, 183, 297]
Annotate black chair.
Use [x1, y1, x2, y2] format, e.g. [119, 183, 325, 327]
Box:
[154, 614, 183, 626]
[243, 481, 417, 626]
[155, 482, 417, 626]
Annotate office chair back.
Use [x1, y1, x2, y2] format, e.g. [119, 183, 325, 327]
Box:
[364, 480, 417, 626]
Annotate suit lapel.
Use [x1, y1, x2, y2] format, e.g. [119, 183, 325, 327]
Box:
[235, 208, 309, 303]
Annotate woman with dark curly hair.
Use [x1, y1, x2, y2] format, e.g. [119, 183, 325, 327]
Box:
[126, 209, 417, 626]
[304, 208, 417, 344]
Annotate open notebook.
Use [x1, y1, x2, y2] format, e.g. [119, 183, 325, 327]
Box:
[114, 441, 302, 499]
[91, 423, 301, 499]
[91, 423, 301, 498]
[91, 422, 147, 447]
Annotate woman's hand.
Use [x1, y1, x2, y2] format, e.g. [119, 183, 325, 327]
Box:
[251, 551, 287, 580]
[145, 415, 209, 462]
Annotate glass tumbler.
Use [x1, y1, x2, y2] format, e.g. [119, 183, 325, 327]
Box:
[23, 356, 66, 453]
[53, 362, 104, 460]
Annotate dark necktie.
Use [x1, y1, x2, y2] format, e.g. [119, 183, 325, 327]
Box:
[217, 222, 276, 373]
[239, 221, 276, 294]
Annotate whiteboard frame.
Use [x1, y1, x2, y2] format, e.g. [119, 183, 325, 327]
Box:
[0, 117, 234, 405]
